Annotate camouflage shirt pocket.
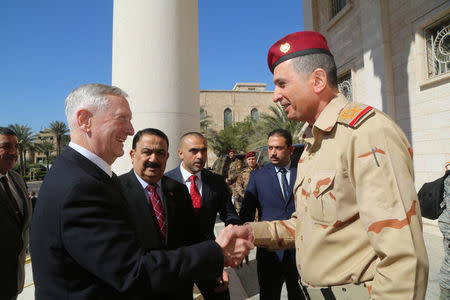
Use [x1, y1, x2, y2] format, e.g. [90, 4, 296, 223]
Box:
[307, 170, 337, 225]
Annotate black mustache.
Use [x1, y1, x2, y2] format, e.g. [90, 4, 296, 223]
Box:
[145, 161, 161, 169]
[5, 155, 18, 160]
[270, 155, 278, 160]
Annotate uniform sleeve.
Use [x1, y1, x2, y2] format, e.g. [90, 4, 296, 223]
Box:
[349, 118, 429, 299]
[249, 212, 297, 250]
[244, 171, 297, 249]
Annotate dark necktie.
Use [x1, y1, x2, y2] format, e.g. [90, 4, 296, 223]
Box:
[146, 184, 166, 239]
[0, 176, 22, 218]
[279, 168, 289, 201]
[189, 175, 201, 216]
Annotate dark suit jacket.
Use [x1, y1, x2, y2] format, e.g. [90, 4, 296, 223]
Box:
[0, 170, 31, 299]
[30, 147, 223, 299]
[119, 170, 200, 299]
[240, 163, 297, 260]
[165, 167, 241, 241]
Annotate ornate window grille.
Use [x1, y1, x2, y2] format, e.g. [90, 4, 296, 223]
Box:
[224, 108, 232, 127]
[251, 108, 259, 121]
[331, 0, 347, 18]
[424, 16, 450, 79]
[337, 71, 353, 101]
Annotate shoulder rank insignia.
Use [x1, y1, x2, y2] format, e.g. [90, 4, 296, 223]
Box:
[338, 103, 374, 128]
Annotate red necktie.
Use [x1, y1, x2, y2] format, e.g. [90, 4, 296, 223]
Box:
[189, 175, 201, 216]
[146, 184, 166, 239]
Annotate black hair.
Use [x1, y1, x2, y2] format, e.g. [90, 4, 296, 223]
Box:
[132, 128, 169, 150]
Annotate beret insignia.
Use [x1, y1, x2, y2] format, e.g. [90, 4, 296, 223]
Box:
[280, 43, 291, 53]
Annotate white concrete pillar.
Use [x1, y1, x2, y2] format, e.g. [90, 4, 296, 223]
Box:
[111, 0, 200, 174]
[302, 0, 314, 31]
[359, 0, 396, 119]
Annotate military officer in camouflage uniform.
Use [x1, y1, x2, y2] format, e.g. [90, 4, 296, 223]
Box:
[239, 31, 429, 299]
[226, 150, 242, 203]
[234, 151, 258, 214]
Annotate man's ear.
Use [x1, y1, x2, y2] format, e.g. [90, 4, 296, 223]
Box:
[177, 149, 183, 159]
[77, 109, 92, 133]
[311, 68, 327, 94]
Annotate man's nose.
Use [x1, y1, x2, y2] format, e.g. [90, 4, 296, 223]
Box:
[273, 89, 282, 103]
[127, 121, 134, 136]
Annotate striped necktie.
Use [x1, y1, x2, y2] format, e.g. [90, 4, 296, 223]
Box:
[279, 168, 289, 201]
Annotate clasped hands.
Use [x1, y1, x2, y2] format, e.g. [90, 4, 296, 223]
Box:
[215, 224, 254, 268]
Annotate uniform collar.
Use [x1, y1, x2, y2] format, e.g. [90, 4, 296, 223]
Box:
[303, 93, 349, 143]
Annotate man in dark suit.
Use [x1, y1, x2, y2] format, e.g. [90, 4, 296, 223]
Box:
[240, 129, 304, 300]
[30, 83, 253, 299]
[119, 127, 210, 299]
[165, 132, 242, 299]
[0, 127, 32, 300]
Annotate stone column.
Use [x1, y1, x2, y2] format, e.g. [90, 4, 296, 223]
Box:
[112, 0, 200, 174]
[359, 0, 396, 119]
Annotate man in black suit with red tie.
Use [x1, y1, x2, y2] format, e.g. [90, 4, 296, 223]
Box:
[30, 84, 253, 299]
[165, 132, 242, 300]
[119, 128, 208, 299]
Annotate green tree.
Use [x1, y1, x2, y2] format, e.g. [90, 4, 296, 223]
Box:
[208, 117, 257, 157]
[38, 139, 54, 171]
[258, 104, 306, 144]
[49, 121, 69, 156]
[200, 106, 214, 134]
[8, 124, 34, 176]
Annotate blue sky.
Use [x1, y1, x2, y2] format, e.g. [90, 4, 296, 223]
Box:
[0, 0, 303, 133]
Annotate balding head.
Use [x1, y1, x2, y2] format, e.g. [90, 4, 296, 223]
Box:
[178, 132, 207, 174]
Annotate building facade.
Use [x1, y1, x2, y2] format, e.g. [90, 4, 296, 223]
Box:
[303, 0, 450, 188]
[200, 82, 274, 132]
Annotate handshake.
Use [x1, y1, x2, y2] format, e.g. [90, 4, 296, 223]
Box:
[215, 224, 254, 268]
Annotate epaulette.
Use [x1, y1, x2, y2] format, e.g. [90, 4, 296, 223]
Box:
[337, 102, 374, 128]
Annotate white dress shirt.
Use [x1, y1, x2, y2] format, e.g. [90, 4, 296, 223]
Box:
[69, 142, 112, 177]
[179, 164, 203, 196]
[274, 161, 292, 194]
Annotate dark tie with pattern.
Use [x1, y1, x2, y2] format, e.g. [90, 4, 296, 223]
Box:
[279, 168, 289, 201]
[146, 184, 166, 239]
[0, 176, 22, 218]
[189, 175, 201, 216]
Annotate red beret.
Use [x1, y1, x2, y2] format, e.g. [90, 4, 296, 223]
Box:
[228, 149, 235, 154]
[267, 31, 332, 73]
[245, 151, 256, 158]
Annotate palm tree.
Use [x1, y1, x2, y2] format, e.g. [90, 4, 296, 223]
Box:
[200, 106, 214, 134]
[48, 121, 69, 156]
[258, 104, 306, 144]
[8, 124, 34, 176]
[38, 139, 54, 171]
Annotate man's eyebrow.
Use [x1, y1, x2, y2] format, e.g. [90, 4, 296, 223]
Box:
[273, 78, 285, 85]
[189, 147, 207, 151]
[142, 147, 165, 151]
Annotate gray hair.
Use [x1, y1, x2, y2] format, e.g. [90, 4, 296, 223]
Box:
[291, 53, 337, 88]
[65, 83, 129, 130]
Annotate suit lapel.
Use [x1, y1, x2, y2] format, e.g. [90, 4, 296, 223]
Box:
[269, 165, 285, 203]
[200, 170, 212, 208]
[125, 170, 163, 247]
[9, 172, 29, 224]
[0, 187, 21, 224]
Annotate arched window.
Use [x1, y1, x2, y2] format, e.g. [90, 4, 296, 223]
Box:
[251, 108, 259, 121]
[224, 108, 232, 127]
